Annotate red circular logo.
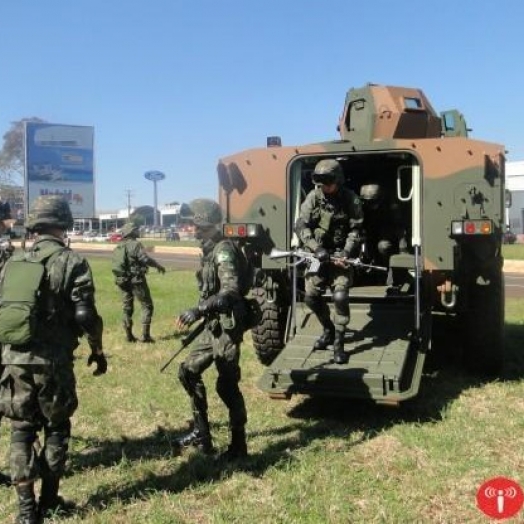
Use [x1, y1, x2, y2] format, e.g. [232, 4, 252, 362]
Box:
[477, 477, 524, 520]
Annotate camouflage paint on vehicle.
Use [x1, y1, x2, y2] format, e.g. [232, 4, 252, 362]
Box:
[217, 83, 506, 404]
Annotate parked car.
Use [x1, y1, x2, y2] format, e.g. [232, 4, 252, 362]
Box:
[82, 231, 98, 242]
[503, 228, 517, 244]
[109, 232, 123, 243]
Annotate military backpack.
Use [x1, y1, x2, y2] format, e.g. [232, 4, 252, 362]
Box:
[0, 245, 65, 346]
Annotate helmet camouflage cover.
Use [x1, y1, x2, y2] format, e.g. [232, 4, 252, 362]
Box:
[121, 222, 139, 238]
[312, 159, 344, 186]
[360, 184, 384, 201]
[25, 195, 74, 231]
[187, 198, 222, 227]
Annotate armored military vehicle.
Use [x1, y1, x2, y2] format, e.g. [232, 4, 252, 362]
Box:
[218, 83, 506, 405]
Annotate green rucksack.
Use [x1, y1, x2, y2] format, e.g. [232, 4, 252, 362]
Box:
[0, 246, 64, 346]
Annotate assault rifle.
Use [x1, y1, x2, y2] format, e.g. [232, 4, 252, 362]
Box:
[269, 248, 387, 274]
[160, 318, 206, 373]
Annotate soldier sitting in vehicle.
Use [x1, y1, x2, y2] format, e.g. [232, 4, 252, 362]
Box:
[295, 159, 363, 364]
[359, 183, 409, 287]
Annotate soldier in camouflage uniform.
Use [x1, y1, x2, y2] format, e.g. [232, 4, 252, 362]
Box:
[295, 159, 363, 364]
[112, 223, 165, 343]
[0, 205, 12, 487]
[175, 199, 249, 460]
[359, 183, 408, 266]
[0, 195, 106, 524]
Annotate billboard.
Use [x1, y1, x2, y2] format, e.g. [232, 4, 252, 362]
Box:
[24, 122, 95, 219]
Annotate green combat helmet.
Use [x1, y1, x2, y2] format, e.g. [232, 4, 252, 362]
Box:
[25, 195, 74, 232]
[187, 199, 222, 228]
[311, 159, 344, 186]
[121, 223, 139, 238]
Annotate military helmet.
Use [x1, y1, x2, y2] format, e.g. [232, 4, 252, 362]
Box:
[360, 184, 384, 201]
[121, 223, 139, 238]
[187, 198, 222, 228]
[25, 195, 74, 232]
[312, 159, 344, 186]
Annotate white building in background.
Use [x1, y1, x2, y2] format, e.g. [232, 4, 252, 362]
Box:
[506, 160, 524, 233]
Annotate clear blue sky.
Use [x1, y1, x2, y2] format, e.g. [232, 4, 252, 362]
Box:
[1, 1, 523, 212]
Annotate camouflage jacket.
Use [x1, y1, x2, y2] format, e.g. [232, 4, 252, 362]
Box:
[117, 238, 161, 278]
[295, 186, 364, 253]
[198, 237, 244, 302]
[197, 236, 249, 338]
[1, 235, 102, 365]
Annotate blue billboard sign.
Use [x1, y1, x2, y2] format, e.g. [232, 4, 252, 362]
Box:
[25, 122, 95, 219]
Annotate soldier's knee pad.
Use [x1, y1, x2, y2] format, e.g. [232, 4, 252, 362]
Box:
[10, 425, 39, 483]
[43, 425, 71, 475]
[305, 294, 323, 311]
[333, 290, 350, 309]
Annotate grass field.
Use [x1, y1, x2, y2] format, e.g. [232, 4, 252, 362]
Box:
[0, 257, 523, 523]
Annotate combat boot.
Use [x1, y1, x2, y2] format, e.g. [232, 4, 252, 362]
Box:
[15, 482, 37, 524]
[218, 427, 248, 461]
[313, 325, 335, 351]
[140, 323, 155, 343]
[38, 472, 75, 519]
[123, 321, 138, 343]
[333, 331, 348, 365]
[176, 428, 214, 454]
[176, 413, 214, 455]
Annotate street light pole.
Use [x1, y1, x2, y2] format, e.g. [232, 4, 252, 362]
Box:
[144, 171, 166, 227]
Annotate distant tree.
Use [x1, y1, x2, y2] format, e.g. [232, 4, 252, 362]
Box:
[131, 205, 155, 226]
[0, 117, 46, 186]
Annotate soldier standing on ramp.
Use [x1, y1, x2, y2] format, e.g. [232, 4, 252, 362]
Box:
[111, 222, 165, 343]
[0, 195, 106, 523]
[295, 159, 363, 364]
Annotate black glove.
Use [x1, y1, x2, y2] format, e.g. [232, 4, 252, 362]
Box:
[88, 352, 107, 376]
[314, 247, 330, 263]
[178, 307, 202, 327]
[157, 265, 166, 274]
[198, 293, 230, 315]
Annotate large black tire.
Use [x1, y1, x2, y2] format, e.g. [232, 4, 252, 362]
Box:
[460, 267, 505, 376]
[251, 286, 286, 365]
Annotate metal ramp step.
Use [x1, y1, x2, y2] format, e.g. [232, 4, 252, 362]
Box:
[259, 299, 418, 402]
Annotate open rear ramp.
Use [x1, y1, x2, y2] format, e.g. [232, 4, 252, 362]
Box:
[258, 296, 426, 404]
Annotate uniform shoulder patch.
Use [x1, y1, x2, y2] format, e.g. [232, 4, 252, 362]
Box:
[215, 243, 235, 264]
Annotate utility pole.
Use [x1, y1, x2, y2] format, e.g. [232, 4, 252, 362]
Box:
[125, 189, 133, 221]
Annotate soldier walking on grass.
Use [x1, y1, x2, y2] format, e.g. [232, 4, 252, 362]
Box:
[112, 222, 165, 343]
[0, 195, 107, 524]
[175, 199, 250, 460]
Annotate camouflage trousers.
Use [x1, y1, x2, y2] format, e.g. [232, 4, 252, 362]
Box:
[0, 363, 77, 482]
[118, 279, 154, 325]
[304, 264, 354, 331]
[178, 323, 247, 430]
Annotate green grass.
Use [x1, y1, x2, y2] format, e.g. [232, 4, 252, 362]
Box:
[503, 243, 524, 260]
[0, 259, 523, 523]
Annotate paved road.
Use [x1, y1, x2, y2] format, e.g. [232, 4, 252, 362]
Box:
[82, 247, 199, 271]
[504, 273, 524, 298]
[77, 245, 524, 298]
